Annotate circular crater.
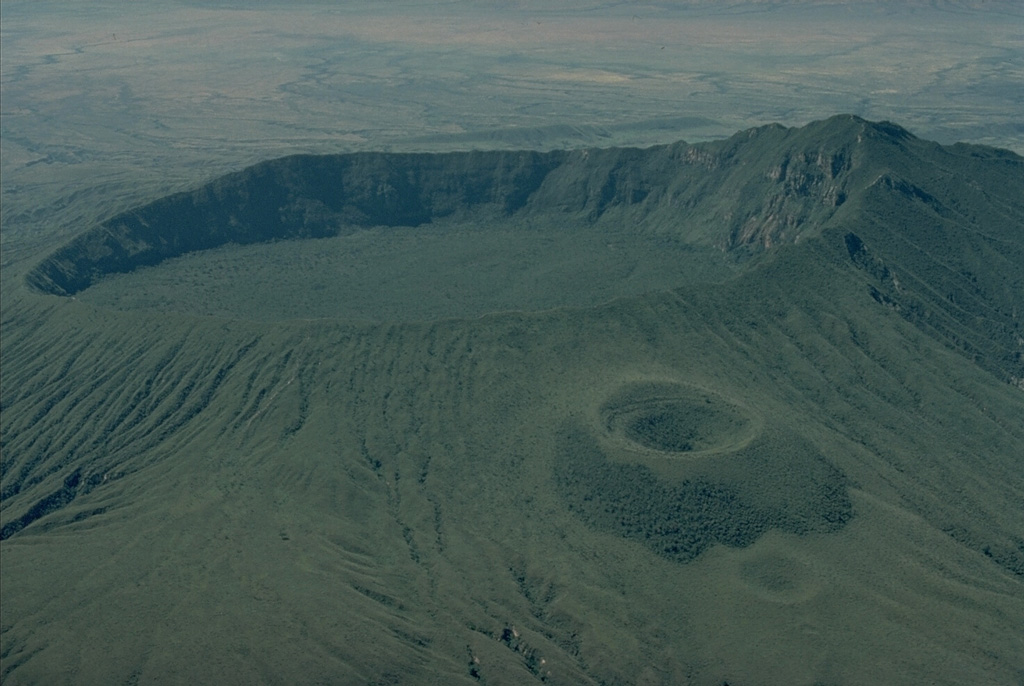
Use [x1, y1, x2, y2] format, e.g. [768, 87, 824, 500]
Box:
[737, 550, 821, 603]
[26, 149, 739, 322]
[601, 382, 756, 456]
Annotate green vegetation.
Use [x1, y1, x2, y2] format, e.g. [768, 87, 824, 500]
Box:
[599, 382, 754, 454]
[2, 116, 1023, 685]
[554, 418, 852, 564]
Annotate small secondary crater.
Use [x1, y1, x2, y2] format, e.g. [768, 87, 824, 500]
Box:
[600, 382, 755, 455]
[556, 382, 852, 564]
[738, 550, 821, 603]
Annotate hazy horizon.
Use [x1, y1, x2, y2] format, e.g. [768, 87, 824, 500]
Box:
[3, 0, 1022, 267]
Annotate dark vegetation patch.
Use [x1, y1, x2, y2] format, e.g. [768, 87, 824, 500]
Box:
[0, 469, 82, 540]
[601, 382, 752, 454]
[943, 526, 1024, 579]
[554, 421, 852, 564]
[625, 409, 700, 452]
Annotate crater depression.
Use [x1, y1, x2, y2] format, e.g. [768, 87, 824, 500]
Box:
[25, 119, 885, 321]
[600, 382, 756, 455]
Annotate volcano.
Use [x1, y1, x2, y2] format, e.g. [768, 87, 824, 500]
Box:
[2, 115, 1022, 685]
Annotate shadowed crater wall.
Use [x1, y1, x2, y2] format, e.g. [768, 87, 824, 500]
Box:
[22, 114, 1023, 379]
[26, 114, 905, 301]
[24, 150, 568, 297]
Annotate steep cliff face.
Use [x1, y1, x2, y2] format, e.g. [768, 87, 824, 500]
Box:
[23, 150, 571, 296]
[25, 115, 1024, 383]
[20, 116, 942, 296]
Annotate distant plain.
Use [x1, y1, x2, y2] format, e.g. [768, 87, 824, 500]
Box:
[3, 0, 1023, 267]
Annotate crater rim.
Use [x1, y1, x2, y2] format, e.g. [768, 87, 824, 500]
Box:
[597, 380, 759, 457]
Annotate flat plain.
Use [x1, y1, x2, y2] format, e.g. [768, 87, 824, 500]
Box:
[2, 2, 1023, 685]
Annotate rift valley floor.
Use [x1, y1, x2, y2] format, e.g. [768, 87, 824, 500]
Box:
[2, 116, 1023, 685]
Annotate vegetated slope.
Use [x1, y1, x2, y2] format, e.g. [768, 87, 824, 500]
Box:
[2, 116, 1023, 685]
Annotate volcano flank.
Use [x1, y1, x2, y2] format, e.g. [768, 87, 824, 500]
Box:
[3, 115, 1023, 685]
